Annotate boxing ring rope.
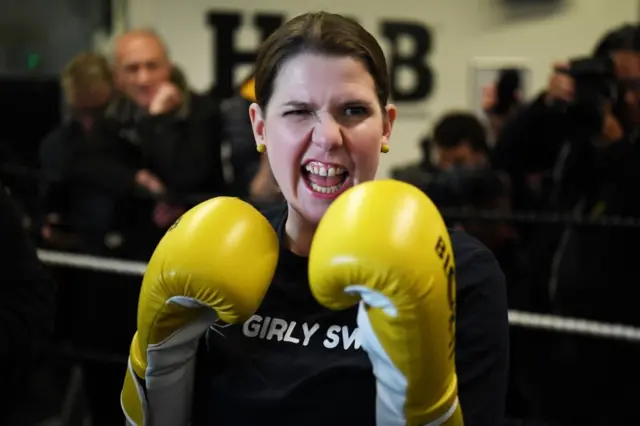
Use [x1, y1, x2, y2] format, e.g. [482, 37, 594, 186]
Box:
[37, 248, 640, 343]
[438, 208, 640, 228]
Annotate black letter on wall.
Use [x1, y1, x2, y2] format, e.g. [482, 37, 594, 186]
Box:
[381, 22, 434, 102]
[206, 11, 284, 97]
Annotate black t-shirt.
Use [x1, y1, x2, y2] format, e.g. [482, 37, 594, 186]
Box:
[192, 204, 509, 426]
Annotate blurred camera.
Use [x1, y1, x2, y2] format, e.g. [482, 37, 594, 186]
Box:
[562, 56, 618, 136]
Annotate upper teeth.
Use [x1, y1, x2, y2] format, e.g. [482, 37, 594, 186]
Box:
[305, 164, 346, 177]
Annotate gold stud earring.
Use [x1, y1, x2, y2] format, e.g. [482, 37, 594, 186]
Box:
[381, 144, 390, 153]
[256, 143, 266, 153]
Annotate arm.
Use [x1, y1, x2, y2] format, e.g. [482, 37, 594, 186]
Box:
[121, 197, 278, 426]
[0, 184, 55, 417]
[453, 233, 509, 426]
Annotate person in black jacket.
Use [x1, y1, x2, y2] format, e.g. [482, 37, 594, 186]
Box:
[0, 182, 55, 424]
[39, 52, 116, 255]
[74, 29, 228, 260]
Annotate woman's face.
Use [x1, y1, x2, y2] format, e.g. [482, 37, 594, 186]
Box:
[249, 53, 396, 225]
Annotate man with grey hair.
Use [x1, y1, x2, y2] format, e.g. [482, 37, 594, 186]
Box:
[79, 28, 227, 259]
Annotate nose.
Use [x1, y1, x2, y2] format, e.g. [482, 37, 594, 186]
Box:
[311, 114, 343, 151]
[136, 67, 152, 86]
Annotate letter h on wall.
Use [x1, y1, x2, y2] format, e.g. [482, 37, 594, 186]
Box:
[206, 12, 285, 98]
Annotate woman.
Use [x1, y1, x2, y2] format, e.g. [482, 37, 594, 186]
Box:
[188, 11, 509, 426]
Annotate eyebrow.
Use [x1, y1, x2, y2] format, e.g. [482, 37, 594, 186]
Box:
[283, 101, 312, 109]
[281, 98, 374, 109]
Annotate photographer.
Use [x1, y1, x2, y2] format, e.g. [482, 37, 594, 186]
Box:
[493, 24, 640, 424]
[394, 113, 522, 289]
[392, 112, 489, 186]
[432, 112, 491, 171]
[483, 69, 525, 143]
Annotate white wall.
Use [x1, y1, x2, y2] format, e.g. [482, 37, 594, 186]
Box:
[128, 0, 637, 177]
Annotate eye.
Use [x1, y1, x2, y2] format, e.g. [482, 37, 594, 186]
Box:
[283, 109, 311, 117]
[344, 106, 368, 116]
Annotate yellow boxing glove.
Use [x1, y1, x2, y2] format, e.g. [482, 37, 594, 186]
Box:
[309, 180, 463, 426]
[121, 197, 278, 426]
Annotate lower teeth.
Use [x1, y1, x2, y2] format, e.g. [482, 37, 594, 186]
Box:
[310, 181, 343, 194]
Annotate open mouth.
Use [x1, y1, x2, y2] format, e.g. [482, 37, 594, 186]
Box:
[301, 161, 350, 196]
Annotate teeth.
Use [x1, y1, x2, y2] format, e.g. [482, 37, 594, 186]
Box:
[305, 164, 346, 176]
[310, 182, 343, 194]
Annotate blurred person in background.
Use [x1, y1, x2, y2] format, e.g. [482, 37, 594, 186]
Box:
[218, 74, 284, 204]
[493, 24, 640, 424]
[390, 112, 490, 189]
[77, 29, 227, 260]
[427, 112, 523, 298]
[56, 29, 230, 425]
[0, 181, 55, 425]
[432, 111, 491, 171]
[219, 75, 262, 197]
[39, 52, 117, 255]
[393, 110, 524, 312]
[482, 68, 525, 144]
[38, 52, 130, 426]
[427, 111, 529, 423]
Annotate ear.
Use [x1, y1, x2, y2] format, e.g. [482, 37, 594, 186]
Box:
[249, 103, 266, 148]
[382, 104, 397, 148]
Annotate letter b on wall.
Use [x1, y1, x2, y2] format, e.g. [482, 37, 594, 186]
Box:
[381, 21, 434, 102]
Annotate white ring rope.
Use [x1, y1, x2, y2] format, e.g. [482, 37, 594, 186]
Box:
[37, 249, 640, 343]
[38, 249, 147, 276]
